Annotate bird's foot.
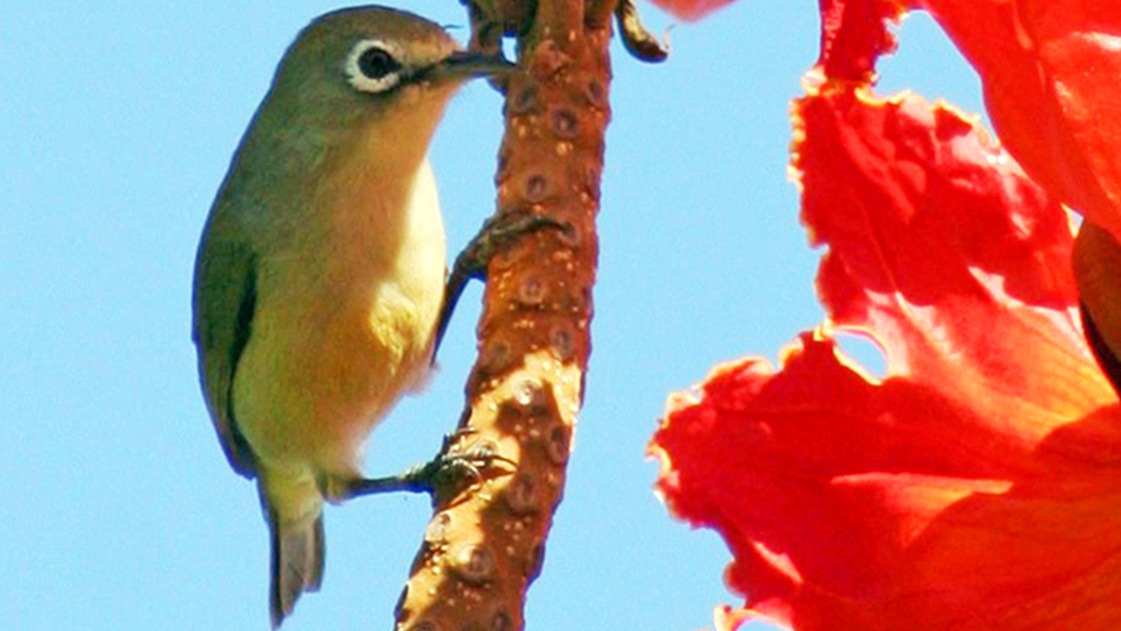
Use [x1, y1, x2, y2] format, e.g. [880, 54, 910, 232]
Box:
[433, 212, 574, 358]
[325, 430, 515, 502]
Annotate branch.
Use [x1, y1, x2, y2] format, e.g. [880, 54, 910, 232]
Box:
[393, 0, 610, 628]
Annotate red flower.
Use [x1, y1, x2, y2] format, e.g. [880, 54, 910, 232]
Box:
[913, 0, 1121, 244]
[647, 0, 1121, 243]
[649, 2, 1121, 628]
[651, 79, 1121, 630]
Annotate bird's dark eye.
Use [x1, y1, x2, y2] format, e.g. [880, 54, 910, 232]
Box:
[346, 39, 405, 93]
[358, 46, 400, 80]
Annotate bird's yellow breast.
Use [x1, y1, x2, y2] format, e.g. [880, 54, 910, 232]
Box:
[233, 157, 446, 478]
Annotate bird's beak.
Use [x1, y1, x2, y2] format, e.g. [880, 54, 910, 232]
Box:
[432, 50, 515, 81]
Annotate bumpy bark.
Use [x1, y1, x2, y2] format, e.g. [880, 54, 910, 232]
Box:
[393, 0, 610, 629]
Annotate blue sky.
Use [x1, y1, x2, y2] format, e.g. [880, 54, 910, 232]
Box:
[1, 2, 985, 629]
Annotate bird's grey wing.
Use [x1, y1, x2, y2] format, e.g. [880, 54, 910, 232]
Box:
[192, 212, 259, 478]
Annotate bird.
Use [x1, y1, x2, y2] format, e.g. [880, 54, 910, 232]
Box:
[191, 6, 510, 627]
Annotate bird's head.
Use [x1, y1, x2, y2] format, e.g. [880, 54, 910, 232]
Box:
[254, 6, 512, 171]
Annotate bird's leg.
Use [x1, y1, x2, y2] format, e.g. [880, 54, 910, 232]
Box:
[323, 429, 516, 502]
[432, 212, 574, 359]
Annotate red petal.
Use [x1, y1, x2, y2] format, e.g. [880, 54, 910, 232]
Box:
[644, 0, 738, 22]
[915, 0, 1121, 242]
[647, 0, 1121, 240]
[817, 0, 904, 83]
[651, 86, 1121, 630]
[647, 0, 904, 55]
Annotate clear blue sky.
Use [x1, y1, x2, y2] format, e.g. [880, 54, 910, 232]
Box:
[0, 2, 984, 629]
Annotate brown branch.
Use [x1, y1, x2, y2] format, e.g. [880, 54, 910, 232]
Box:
[585, 0, 616, 30]
[393, 0, 611, 629]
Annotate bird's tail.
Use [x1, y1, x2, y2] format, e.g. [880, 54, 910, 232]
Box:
[264, 494, 325, 628]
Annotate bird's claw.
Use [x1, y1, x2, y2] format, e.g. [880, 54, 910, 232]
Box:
[433, 212, 574, 359]
[410, 435, 517, 502]
[455, 213, 573, 281]
[326, 431, 514, 503]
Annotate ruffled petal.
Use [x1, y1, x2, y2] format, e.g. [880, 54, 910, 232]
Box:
[916, 0, 1121, 243]
[651, 84, 1120, 631]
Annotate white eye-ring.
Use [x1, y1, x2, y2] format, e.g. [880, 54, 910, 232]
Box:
[346, 39, 405, 93]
